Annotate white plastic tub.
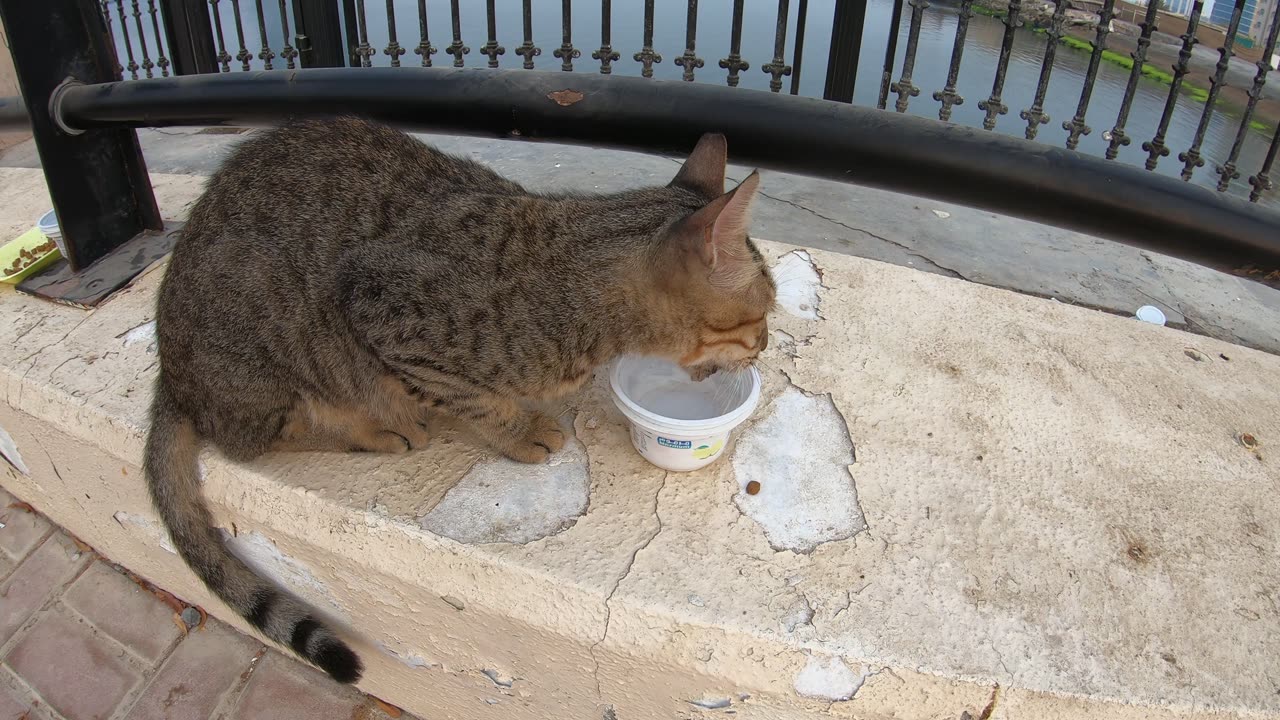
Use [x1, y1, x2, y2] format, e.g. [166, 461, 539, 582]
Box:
[610, 355, 761, 472]
[36, 209, 67, 258]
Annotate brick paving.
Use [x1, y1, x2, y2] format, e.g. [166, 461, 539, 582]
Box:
[0, 488, 416, 720]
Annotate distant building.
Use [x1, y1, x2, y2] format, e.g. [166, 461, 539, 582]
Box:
[1123, 0, 1205, 19]
[1208, 0, 1280, 49]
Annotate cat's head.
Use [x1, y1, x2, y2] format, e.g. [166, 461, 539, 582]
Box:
[652, 134, 777, 380]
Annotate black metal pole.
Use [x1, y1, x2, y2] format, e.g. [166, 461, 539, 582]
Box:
[0, 0, 161, 271]
[292, 0, 346, 67]
[878, 0, 905, 109]
[790, 0, 809, 95]
[823, 0, 868, 103]
[158, 0, 219, 75]
[28, 68, 1280, 287]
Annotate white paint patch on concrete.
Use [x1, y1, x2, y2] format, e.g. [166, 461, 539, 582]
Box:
[732, 388, 864, 553]
[687, 696, 732, 709]
[793, 654, 865, 702]
[401, 654, 437, 669]
[418, 433, 590, 545]
[0, 425, 29, 476]
[482, 668, 515, 688]
[377, 642, 440, 670]
[225, 530, 342, 612]
[780, 596, 815, 634]
[112, 511, 176, 554]
[120, 320, 157, 351]
[771, 250, 823, 320]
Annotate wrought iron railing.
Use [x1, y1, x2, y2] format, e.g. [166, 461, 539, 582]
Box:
[77, 0, 1280, 206]
[0, 0, 1277, 296]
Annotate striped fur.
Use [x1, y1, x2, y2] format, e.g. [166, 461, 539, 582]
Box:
[144, 387, 362, 682]
[144, 118, 775, 683]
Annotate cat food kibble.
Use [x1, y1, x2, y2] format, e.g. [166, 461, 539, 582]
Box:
[746, 480, 761, 495]
[5, 239, 57, 274]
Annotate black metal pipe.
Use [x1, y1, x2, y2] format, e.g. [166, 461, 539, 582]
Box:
[6, 67, 1279, 286]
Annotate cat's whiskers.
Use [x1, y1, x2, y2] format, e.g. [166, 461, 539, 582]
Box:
[732, 371, 749, 405]
[710, 367, 753, 414]
[710, 371, 734, 411]
[769, 264, 814, 288]
[753, 355, 779, 374]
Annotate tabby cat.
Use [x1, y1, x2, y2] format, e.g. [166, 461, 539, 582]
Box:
[144, 117, 776, 683]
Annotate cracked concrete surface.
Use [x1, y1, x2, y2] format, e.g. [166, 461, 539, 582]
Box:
[418, 427, 591, 545]
[793, 653, 870, 702]
[589, 471, 667, 701]
[1, 139, 1279, 718]
[759, 188, 976, 281]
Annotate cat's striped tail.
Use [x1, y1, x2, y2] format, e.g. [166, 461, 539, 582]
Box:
[144, 385, 363, 684]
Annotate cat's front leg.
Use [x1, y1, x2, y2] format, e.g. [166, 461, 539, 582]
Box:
[433, 391, 566, 463]
[495, 409, 567, 464]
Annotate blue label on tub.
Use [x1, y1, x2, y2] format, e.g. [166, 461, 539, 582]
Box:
[657, 437, 691, 449]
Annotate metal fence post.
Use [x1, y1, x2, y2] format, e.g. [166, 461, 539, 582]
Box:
[823, 0, 869, 103]
[341, 0, 362, 67]
[293, 0, 347, 68]
[159, 0, 219, 75]
[0, 0, 161, 271]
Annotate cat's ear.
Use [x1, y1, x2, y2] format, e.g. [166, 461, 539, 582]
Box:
[669, 133, 728, 199]
[681, 171, 761, 287]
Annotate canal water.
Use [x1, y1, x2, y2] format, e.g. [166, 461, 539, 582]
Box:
[108, 0, 1277, 207]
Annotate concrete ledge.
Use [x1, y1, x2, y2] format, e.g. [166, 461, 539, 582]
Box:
[1, 166, 1278, 719]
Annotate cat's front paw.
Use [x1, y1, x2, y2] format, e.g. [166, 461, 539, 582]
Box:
[503, 413, 566, 463]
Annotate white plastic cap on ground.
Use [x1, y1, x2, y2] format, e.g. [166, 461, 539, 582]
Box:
[1136, 305, 1167, 326]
